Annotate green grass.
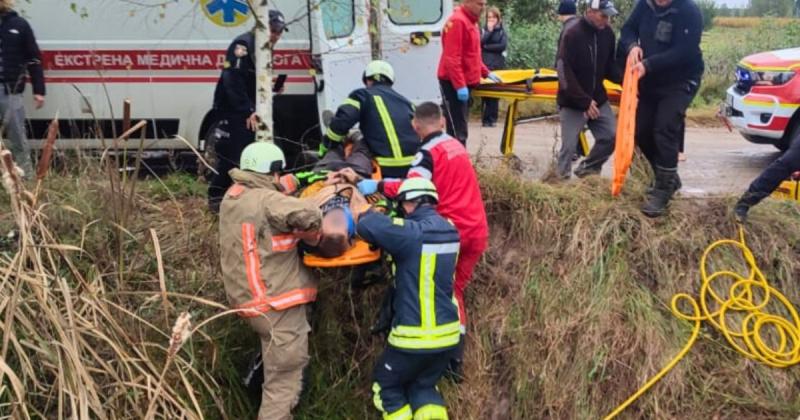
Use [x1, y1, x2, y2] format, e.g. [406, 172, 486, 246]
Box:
[2, 163, 799, 419]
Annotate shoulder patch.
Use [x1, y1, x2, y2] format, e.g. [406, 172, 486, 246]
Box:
[411, 152, 424, 167]
[392, 218, 405, 226]
[227, 183, 247, 198]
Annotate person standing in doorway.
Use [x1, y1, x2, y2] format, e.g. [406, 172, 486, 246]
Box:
[0, 1, 45, 179]
[480, 7, 507, 128]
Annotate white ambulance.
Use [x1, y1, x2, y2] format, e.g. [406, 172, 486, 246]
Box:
[24, 0, 452, 167]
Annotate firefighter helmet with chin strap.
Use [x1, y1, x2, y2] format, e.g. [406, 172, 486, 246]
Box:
[363, 60, 395, 84]
[240, 142, 286, 174]
[397, 178, 438, 204]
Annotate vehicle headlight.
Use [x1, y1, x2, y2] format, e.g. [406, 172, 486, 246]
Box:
[752, 70, 795, 86]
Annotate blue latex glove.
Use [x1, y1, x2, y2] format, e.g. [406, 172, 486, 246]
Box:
[456, 87, 469, 102]
[357, 179, 379, 196]
[487, 72, 502, 83]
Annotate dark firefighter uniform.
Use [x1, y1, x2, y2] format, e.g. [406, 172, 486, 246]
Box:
[325, 84, 419, 179]
[208, 31, 257, 213]
[735, 131, 800, 221]
[357, 203, 461, 420]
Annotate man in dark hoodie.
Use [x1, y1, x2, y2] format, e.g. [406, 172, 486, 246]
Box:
[556, 0, 622, 179]
[0, 1, 45, 179]
[619, 0, 704, 217]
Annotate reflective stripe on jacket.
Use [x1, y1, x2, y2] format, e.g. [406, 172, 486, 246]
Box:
[219, 169, 322, 317]
[325, 84, 419, 178]
[357, 206, 461, 352]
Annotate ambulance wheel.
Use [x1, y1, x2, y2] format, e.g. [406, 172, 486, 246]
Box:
[198, 120, 221, 181]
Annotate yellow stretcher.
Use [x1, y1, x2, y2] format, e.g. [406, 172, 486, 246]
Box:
[771, 172, 800, 203]
[301, 162, 383, 268]
[471, 69, 623, 156]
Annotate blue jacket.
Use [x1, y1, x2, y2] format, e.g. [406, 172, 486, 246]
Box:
[357, 205, 461, 353]
[619, 0, 704, 88]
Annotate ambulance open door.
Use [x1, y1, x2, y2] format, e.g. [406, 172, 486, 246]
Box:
[379, 0, 453, 104]
[310, 0, 373, 126]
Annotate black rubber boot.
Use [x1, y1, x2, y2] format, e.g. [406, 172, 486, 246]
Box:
[734, 191, 769, 223]
[641, 167, 680, 218]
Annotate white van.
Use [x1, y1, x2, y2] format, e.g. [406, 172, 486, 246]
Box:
[24, 0, 452, 167]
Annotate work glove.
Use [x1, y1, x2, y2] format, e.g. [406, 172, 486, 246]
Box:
[487, 72, 502, 83]
[357, 179, 379, 196]
[456, 87, 469, 102]
[318, 139, 330, 158]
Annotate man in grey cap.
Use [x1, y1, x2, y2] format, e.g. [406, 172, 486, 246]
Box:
[208, 9, 289, 213]
[555, 0, 622, 179]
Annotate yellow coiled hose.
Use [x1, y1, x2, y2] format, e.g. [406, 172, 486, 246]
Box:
[604, 226, 800, 420]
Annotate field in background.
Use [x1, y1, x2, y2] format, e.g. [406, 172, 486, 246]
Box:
[505, 17, 800, 126]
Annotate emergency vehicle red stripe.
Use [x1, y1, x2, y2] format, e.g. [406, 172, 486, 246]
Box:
[43, 76, 314, 84]
[747, 116, 791, 131]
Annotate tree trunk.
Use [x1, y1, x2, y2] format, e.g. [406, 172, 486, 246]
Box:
[254, 2, 274, 143]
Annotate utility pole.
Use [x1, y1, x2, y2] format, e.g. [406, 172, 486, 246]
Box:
[368, 0, 382, 60]
[254, 0, 274, 143]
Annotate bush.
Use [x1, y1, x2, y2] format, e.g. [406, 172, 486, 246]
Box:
[505, 20, 561, 69]
[697, 0, 718, 29]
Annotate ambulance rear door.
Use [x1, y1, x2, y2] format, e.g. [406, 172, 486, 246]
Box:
[310, 0, 373, 127]
[379, 0, 453, 103]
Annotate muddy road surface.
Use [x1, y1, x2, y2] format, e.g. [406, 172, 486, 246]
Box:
[466, 120, 782, 196]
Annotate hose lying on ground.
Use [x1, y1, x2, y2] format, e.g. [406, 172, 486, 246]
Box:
[604, 226, 800, 420]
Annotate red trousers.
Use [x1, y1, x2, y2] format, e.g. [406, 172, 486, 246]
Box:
[454, 236, 487, 331]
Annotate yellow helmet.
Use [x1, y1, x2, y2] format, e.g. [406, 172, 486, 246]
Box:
[397, 178, 438, 203]
[240, 142, 285, 174]
[363, 60, 395, 84]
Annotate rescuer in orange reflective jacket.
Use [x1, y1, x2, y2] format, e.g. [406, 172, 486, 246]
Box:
[218, 142, 322, 420]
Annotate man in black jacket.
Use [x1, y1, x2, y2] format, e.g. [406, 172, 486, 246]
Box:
[619, 0, 704, 217]
[207, 10, 287, 214]
[556, 0, 621, 179]
[0, 4, 45, 179]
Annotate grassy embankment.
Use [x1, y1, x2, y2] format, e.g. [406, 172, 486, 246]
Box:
[1, 154, 798, 419]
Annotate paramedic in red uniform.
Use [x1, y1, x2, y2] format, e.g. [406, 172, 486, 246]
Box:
[437, 0, 501, 145]
[353, 102, 489, 378]
[207, 10, 287, 214]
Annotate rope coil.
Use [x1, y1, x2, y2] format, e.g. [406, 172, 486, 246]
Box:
[604, 226, 800, 419]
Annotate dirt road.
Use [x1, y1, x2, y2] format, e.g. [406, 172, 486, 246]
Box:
[466, 120, 781, 196]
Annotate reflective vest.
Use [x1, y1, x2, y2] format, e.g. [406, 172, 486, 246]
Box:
[357, 206, 461, 352]
[325, 84, 419, 178]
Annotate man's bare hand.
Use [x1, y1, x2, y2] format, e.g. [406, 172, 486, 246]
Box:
[336, 167, 362, 184]
[629, 46, 643, 65]
[632, 62, 646, 77]
[324, 171, 344, 185]
[33, 94, 45, 109]
[246, 112, 259, 132]
[293, 229, 321, 246]
[584, 100, 600, 120]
